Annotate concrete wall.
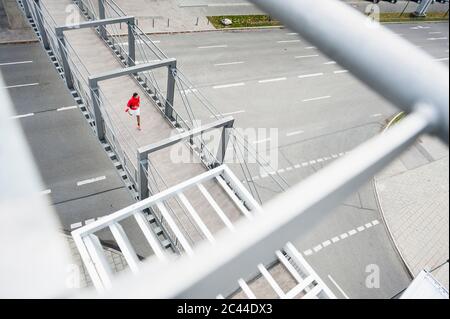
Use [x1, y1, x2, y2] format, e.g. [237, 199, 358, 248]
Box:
[1, 0, 28, 29]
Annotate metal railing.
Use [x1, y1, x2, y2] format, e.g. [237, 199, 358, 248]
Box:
[91, 0, 448, 298]
[12, 0, 448, 299]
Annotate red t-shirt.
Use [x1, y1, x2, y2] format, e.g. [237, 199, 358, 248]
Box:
[127, 96, 140, 110]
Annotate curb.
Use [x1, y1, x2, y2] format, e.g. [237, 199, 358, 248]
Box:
[371, 178, 415, 279]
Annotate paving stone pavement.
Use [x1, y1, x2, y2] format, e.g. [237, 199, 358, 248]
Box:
[375, 135, 449, 291]
[65, 234, 129, 289]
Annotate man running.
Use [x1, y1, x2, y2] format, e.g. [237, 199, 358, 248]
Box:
[125, 92, 141, 130]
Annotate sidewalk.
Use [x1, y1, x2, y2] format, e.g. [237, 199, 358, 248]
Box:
[374, 134, 449, 290]
[0, 0, 36, 44]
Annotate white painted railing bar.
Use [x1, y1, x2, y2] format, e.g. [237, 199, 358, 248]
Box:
[71, 165, 227, 237]
[275, 250, 304, 284]
[249, 0, 449, 143]
[177, 193, 216, 244]
[302, 285, 323, 299]
[285, 242, 336, 298]
[109, 223, 140, 273]
[197, 183, 236, 232]
[101, 108, 436, 298]
[215, 176, 253, 220]
[238, 279, 256, 299]
[257, 264, 286, 298]
[285, 276, 315, 299]
[156, 201, 195, 256]
[72, 231, 106, 292]
[133, 212, 167, 261]
[83, 234, 113, 290]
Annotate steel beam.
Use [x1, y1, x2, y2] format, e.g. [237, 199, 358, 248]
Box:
[88, 59, 176, 84]
[33, 0, 50, 50]
[87, 79, 106, 141]
[136, 116, 234, 200]
[57, 15, 134, 32]
[55, 28, 74, 90]
[22, 0, 32, 18]
[414, 0, 434, 16]
[127, 21, 136, 66]
[165, 63, 177, 119]
[98, 0, 107, 39]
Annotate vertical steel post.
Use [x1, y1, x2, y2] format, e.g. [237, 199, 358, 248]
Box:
[22, 0, 32, 18]
[33, 0, 50, 50]
[88, 79, 106, 141]
[55, 28, 74, 90]
[216, 121, 234, 164]
[98, 0, 107, 40]
[414, 0, 433, 16]
[137, 151, 150, 200]
[127, 19, 136, 66]
[165, 60, 177, 120]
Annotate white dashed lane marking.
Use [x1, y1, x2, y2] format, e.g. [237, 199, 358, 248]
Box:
[243, 152, 348, 183]
[334, 70, 349, 74]
[213, 82, 245, 89]
[277, 40, 301, 43]
[1, 82, 39, 89]
[286, 130, 304, 137]
[298, 72, 323, 79]
[302, 95, 331, 102]
[214, 61, 245, 66]
[258, 77, 287, 83]
[57, 105, 78, 111]
[0, 61, 33, 66]
[10, 113, 34, 119]
[302, 220, 380, 256]
[198, 44, 228, 49]
[295, 54, 319, 59]
[76, 176, 106, 186]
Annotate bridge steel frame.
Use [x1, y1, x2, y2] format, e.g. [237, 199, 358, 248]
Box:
[54, 15, 136, 90]
[87, 59, 177, 141]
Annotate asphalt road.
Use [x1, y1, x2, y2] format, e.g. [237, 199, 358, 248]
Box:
[0, 43, 153, 256]
[133, 22, 449, 298]
[177, 0, 450, 15]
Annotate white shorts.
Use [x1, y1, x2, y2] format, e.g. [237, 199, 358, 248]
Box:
[129, 108, 140, 116]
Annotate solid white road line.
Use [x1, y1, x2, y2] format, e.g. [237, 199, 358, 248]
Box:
[214, 61, 245, 66]
[286, 130, 304, 137]
[323, 61, 336, 65]
[77, 176, 106, 186]
[213, 82, 245, 89]
[258, 77, 287, 83]
[57, 105, 78, 111]
[435, 57, 449, 61]
[210, 110, 245, 118]
[1, 83, 39, 89]
[277, 40, 301, 43]
[304, 46, 316, 49]
[302, 95, 331, 102]
[334, 70, 349, 74]
[0, 60, 33, 66]
[295, 54, 319, 59]
[198, 44, 228, 49]
[10, 113, 34, 119]
[328, 275, 350, 299]
[286, 32, 298, 35]
[371, 113, 382, 118]
[429, 31, 442, 34]
[298, 72, 323, 79]
[427, 37, 448, 41]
